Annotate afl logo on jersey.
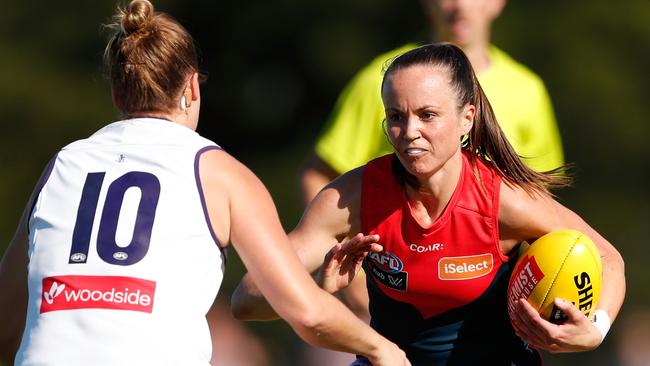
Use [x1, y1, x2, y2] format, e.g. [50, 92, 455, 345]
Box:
[365, 251, 408, 291]
[70, 253, 87, 263]
[368, 251, 403, 273]
[112, 252, 129, 261]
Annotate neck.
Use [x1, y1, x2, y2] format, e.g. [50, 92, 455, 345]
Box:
[462, 41, 492, 73]
[126, 110, 198, 131]
[431, 31, 493, 73]
[126, 113, 173, 123]
[406, 151, 464, 223]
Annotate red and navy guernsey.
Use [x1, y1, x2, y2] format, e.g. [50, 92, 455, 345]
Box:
[360, 152, 541, 365]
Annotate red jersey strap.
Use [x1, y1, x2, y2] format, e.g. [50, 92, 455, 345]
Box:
[458, 153, 503, 258]
[360, 154, 403, 235]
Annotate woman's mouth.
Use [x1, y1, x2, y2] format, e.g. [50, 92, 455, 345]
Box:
[405, 148, 426, 157]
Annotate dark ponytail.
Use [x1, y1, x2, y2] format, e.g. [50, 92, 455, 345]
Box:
[382, 43, 570, 194]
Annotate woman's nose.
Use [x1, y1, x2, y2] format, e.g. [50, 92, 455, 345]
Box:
[402, 116, 422, 140]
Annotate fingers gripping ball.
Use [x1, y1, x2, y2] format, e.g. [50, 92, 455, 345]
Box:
[507, 230, 602, 324]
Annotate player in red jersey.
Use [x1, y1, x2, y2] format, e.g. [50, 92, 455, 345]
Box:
[232, 43, 625, 365]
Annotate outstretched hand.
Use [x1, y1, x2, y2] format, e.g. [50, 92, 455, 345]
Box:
[511, 297, 602, 353]
[316, 233, 383, 294]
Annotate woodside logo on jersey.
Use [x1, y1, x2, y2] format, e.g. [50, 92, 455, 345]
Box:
[40, 275, 156, 313]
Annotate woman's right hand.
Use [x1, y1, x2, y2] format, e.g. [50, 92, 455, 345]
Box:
[316, 233, 383, 293]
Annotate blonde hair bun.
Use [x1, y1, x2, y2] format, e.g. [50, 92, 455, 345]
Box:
[105, 0, 199, 114]
[121, 0, 154, 34]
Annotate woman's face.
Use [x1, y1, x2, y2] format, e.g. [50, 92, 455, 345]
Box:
[382, 64, 474, 179]
[422, 0, 505, 47]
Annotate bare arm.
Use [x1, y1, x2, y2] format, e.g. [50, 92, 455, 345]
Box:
[0, 160, 54, 363]
[201, 152, 407, 364]
[499, 183, 625, 351]
[0, 205, 29, 364]
[231, 167, 363, 319]
[301, 155, 372, 320]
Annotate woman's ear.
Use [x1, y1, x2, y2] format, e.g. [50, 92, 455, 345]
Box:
[183, 88, 192, 109]
[182, 72, 200, 109]
[461, 104, 475, 135]
[189, 72, 200, 102]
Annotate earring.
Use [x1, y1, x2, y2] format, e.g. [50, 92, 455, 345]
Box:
[181, 96, 187, 111]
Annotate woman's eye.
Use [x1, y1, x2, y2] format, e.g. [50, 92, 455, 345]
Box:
[421, 112, 435, 120]
[386, 113, 402, 123]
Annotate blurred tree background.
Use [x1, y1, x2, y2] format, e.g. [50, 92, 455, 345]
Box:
[1, 0, 648, 365]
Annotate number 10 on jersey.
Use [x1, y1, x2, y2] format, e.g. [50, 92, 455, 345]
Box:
[68, 171, 161, 266]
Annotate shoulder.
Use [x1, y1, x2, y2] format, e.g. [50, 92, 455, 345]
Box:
[304, 166, 365, 235]
[197, 149, 277, 246]
[317, 166, 365, 209]
[498, 182, 559, 246]
[193, 133, 221, 150]
[312, 154, 396, 211]
[197, 148, 257, 188]
[488, 45, 547, 90]
[197, 149, 270, 209]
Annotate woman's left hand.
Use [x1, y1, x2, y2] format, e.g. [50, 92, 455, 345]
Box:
[316, 233, 382, 294]
[511, 297, 602, 353]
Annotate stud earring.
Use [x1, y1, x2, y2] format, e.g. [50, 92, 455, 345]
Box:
[181, 96, 187, 111]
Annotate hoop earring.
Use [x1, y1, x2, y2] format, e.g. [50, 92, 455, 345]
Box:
[381, 118, 397, 150]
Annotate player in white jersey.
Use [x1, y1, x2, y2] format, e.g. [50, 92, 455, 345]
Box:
[14, 118, 227, 365]
[0, 1, 411, 365]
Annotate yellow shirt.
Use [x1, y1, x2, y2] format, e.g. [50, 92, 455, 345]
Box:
[315, 44, 564, 173]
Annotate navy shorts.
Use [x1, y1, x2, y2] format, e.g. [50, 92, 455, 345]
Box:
[349, 357, 372, 366]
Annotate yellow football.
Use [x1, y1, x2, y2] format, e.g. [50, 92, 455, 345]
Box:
[507, 229, 602, 324]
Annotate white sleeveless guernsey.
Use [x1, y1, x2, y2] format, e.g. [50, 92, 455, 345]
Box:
[16, 118, 225, 366]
